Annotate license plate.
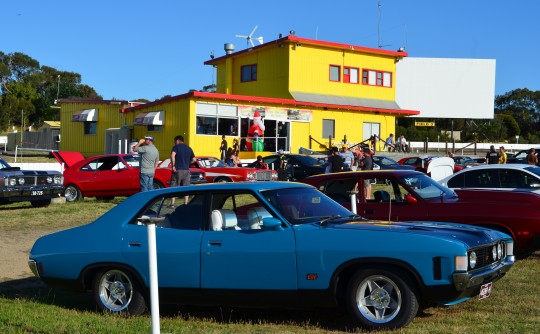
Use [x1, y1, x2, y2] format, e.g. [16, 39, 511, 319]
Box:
[31, 190, 44, 196]
[478, 282, 492, 300]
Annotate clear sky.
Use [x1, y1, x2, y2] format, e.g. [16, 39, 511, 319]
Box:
[2, 0, 538, 101]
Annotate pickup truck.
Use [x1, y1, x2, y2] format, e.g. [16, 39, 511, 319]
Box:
[0, 157, 64, 207]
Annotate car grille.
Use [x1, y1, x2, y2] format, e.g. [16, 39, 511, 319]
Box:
[469, 242, 506, 271]
[7, 175, 50, 187]
[254, 170, 273, 181]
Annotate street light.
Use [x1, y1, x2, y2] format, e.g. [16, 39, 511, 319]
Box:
[50, 75, 62, 109]
[516, 135, 519, 144]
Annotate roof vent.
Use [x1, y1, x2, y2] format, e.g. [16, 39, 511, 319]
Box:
[224, 43, 235, 55]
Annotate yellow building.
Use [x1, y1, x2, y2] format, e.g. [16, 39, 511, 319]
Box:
[59, 35, 418, 158]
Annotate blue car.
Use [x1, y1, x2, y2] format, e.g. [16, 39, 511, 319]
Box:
[28, 182, 514, 330]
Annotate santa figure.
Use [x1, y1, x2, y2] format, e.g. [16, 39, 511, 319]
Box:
[246, 111, 265, 151]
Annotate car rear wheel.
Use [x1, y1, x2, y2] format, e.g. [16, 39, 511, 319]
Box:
[93, 268, 146, 315]
[153, 180, 164, 189]
[64, 185, 83, 202]
[346, 269, 418, 330]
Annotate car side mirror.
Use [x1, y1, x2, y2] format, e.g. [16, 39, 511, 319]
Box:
[262, 217, 284, 231]
[404, 194, 418, 203]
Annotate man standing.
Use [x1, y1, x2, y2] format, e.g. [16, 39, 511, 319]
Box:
[171, 135, 196, 203]
[498, 146, 507, 164]
[327, 147, 344, 173]
[339, 145, 355, 170]
[486, 145, 500, 164]
[220, 135, 228, 161]
[132, 136, 159, 192]
[527, 148, 538, 166]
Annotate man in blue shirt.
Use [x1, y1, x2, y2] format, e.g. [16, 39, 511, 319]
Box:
[170, 135, 196, 205]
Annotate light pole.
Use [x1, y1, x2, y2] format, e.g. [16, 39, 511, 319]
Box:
[516, 135, 519, 145]
[55, 75, 60, 103]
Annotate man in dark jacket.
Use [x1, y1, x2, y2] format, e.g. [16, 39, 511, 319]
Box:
[327, 147, 344, 173]
[486, 145, 500, 164]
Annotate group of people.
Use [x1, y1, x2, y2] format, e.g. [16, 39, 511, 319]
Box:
[325, 145, 374, 174]
[486, 145, 538, 165]
[132, 135, 196, 205]
[384, 134, 409, 153]
[220, 135, 242, 167]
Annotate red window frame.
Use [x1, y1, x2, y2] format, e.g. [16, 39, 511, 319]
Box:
[362, 69, 392, 88]
[343, 66, 359, 84]
[241, 64, 257, 82]
[329, 65, 341, 82]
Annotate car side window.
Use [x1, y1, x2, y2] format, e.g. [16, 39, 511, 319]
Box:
[133, 193, 205, 230]
[210, 192, 272, 230]
[463, 169, 498, 187]
[500, 170, 528, 188]
[317, 178, 357, 203]
[367, 178, 403, 202]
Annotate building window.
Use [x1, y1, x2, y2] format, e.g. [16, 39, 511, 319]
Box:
[84, 122, 97, 135]
[329, 65, 340, 82]
[241, 64, 257, 82]
[362, 69, 392, 87]
[322, 119, 335, 138]
[343, 67, 359, 84]
[147, 125, 163, 132]
[196, 116, 217, 135]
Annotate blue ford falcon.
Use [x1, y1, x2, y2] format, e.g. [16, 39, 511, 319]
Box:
[28, 182, 514, 330]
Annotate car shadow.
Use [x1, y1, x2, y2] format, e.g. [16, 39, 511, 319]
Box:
[0, 277, 363, 332]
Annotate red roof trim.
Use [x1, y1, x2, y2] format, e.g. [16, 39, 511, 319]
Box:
[125, 91, 419, 116]
[205, 35, 408, 65]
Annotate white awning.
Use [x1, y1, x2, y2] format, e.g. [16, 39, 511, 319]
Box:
[72, 109, 98, 122]
[143, 111, 163, 125]
[134, 112, 148, 125]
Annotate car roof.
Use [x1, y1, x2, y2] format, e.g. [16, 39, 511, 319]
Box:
[439, 163, 540, 184]
[303, 169, 423, 181]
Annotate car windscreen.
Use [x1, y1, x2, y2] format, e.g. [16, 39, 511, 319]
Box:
[200, 158, 227, 168]
[399, 173, 456, 199]
[524, 166, 540, 177]
[261, 187, 353, 225]
[0, 158, 10, 169]
[292, 155, 325, 167]
[374, 157, 396, 166]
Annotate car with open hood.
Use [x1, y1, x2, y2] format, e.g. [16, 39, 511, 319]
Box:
[29, 182, 513, 330]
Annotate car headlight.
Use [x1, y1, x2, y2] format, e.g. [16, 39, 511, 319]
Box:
[18, 177, 25, 185]
[497, 243, 503, 259]
[47, 176, 53, 184]
[492, 245, 498, 260]
[9, 178, 17, 186]
[54, 175, 63, 184]
[246, 172, 254, 180]
[469, 251, 477, 269]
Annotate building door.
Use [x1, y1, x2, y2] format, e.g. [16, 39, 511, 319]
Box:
[363, 122, 381, 150]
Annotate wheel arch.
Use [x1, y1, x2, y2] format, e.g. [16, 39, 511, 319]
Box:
[80, 262, 148, 295]
[330, 258, 425, 307]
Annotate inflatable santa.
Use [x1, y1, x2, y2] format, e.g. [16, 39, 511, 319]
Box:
[246, 111, 265, 151]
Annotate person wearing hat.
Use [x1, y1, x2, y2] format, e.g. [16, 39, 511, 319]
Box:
[132, 136, 160, 192]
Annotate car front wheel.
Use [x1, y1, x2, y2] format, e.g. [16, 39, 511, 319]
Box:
[346, 269, 418, 330]
[64, 185, 83, 202]
[92, 268, 146, 315]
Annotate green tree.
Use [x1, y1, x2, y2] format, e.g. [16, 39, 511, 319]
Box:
[495, 88, 540, 140]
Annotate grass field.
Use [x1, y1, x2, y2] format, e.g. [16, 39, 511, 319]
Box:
[1, 199, 539, 333]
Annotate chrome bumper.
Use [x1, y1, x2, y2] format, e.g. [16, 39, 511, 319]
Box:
[453, 255, 515, 291]
[28, 259, 40, 278]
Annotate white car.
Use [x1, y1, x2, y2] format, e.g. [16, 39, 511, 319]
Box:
[439, 164, 540, 191]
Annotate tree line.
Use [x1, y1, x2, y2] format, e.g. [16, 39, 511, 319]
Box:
[2, 51, 539, 144]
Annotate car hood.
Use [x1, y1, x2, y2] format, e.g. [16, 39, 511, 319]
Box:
[50, 151, 85, 169]
[329, 219, 504, 247]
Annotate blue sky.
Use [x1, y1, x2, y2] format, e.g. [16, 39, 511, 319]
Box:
[2, 1, 538, 101]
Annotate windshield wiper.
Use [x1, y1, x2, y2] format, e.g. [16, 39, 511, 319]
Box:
[320, 215, 343, 226]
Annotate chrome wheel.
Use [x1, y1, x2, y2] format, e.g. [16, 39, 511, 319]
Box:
[356, 275, 401, 323]
[97, 269, 134, 312]
[64, 185, 81, 202]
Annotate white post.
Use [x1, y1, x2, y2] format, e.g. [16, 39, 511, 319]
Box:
[118, 139, 122, 154]
[124, 139, 128, 154]
[147, 222, 160, 334]
[348, 190, 358, 215]
[137, 216, 164, 334]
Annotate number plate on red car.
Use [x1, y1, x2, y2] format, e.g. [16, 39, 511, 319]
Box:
[478, 282, 492, 300]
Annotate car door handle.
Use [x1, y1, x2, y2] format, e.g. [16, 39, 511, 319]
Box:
[128, 242, 141, 247]
[208, 240, 222, 246]
[363, 209, 374, 214]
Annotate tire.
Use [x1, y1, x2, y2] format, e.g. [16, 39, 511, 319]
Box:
[64, 185, 83, 202]
[30, 199, 52, 207]
[152, 180, 164, 189]
[346, 269, 419, 330]
[92, 268, 146, 315]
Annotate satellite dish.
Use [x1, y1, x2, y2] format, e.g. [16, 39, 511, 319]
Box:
[235, 25, 264, 48]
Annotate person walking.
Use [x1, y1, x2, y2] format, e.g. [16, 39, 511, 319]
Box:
[171, 135, 196, 204]
[498, 146, 507, 164]
[486, 145, 500, 164]
[132, 136, 159, 192]
[220, 135, 228, 161]
[527, 148, 538, 166]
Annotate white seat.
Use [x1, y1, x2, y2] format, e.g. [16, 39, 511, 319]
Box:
[211, 209, 240, 230]
[247, 207, 272, 229]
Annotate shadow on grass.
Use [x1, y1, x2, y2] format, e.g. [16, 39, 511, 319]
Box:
[0, 277, 365, 332]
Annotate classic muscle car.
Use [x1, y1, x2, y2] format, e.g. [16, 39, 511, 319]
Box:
[29, 182, 513, 330]
[191, 156, 277, 182]
[0, 156, 64, 207]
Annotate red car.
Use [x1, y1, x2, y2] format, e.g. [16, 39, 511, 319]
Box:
[397, 156, 463, 173]
[190, 156, 278, 183]
[303, 170, 540, 256]
[52, 152, 206, 202]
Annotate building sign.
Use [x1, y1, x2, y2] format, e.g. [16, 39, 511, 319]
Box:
[415, 121, 435, 127]
[238, 106, 312, 122]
